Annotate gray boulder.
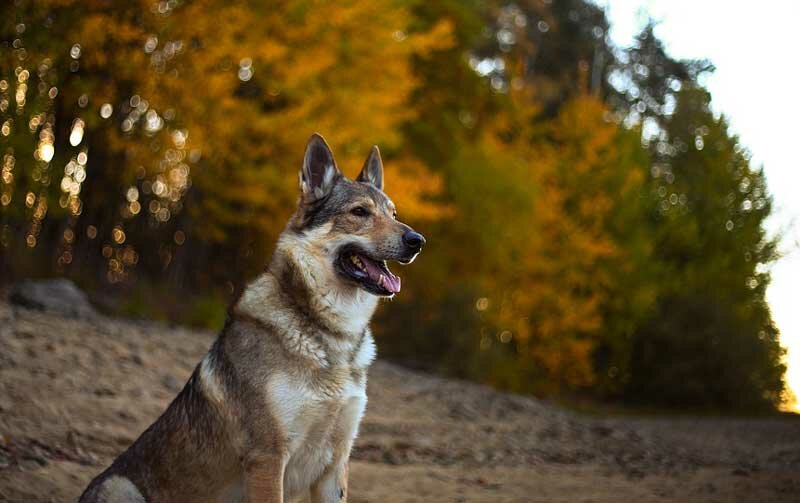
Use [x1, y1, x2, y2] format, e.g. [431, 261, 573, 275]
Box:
[10, 278, 96, 318]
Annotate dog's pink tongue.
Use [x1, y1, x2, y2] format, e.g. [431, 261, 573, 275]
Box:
[361, 257, 401, 293]
[383, 273, 401, 293]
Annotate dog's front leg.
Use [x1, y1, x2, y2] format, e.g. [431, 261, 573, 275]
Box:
[244, 452, 285, 503]
[310, 460, 348, 503]
[311, 391, 366, 502]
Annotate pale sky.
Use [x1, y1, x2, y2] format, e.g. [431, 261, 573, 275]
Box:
[596, 0, 800, 409]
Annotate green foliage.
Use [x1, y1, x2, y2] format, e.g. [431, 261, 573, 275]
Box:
[629, 294, 784, 411]
[110, 281, 228, 331]
[623, 85, 784, 409]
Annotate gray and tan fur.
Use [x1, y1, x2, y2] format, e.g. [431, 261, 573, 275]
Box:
[80, 134, 425, 503]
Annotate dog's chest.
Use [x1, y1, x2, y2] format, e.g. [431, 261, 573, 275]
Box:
[267, 367, 367, 497]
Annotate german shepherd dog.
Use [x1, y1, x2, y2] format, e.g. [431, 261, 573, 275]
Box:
[80, 134, 425, 503]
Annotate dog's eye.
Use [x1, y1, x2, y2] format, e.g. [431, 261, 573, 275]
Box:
[350, 206, 370, 217]
[392, 211, 398, 220]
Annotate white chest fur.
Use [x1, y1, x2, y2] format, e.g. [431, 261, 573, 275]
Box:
[268, 369, 368, 501]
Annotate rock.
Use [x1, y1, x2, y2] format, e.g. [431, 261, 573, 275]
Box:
[10, 279, 96, 319]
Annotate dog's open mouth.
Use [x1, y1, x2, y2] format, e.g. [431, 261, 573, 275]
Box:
[337, 247, 401, 296]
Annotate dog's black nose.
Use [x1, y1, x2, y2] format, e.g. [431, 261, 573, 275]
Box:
[403, 230, 426, 250]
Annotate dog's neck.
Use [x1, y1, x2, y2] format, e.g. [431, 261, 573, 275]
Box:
[233, 231, 378, 365]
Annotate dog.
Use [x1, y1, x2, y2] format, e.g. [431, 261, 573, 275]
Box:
[79, 133, 425, 503]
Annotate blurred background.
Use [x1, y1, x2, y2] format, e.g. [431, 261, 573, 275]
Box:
[0, 0, 794, 414]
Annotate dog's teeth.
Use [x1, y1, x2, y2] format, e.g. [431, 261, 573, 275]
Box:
[378, 274, 385, 287]
[350, 255, 366, 270]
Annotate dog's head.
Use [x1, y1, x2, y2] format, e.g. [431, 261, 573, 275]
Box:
[289, 133, 425, 298]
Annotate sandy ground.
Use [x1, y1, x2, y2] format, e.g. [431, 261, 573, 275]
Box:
[1, 297, 799, 502]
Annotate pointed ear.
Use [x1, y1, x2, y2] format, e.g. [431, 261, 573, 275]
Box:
[356, 146, 384, 191]
[300, 133, 340, 202]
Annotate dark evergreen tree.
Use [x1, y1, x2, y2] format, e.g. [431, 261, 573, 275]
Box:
[627, 85, 784, 410]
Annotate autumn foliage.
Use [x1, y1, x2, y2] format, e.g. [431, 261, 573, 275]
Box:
[0, 1, 785, 410]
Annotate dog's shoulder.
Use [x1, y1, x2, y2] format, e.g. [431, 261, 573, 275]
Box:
[231, 272, 330, 367]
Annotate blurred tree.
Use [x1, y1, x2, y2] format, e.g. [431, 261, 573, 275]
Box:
[472, 0, 614, 115]
[382, 90, 653, 396]
[0, 0, 450, 289]
[380, 0, 643, 396]
[626, 86, 784, 410]
[606, 21, 713, 130]
[503, 94, 652, 394]
[402, 0, 500, 166]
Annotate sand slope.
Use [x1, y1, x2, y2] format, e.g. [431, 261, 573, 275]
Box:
[0, 299, 798, 502]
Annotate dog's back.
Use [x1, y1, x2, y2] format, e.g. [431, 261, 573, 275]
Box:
[80, 356, 245, 503]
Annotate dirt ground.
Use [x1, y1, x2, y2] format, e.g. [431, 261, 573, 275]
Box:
[1, 296, 799, 502]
